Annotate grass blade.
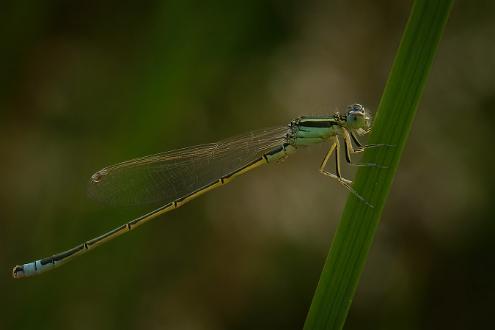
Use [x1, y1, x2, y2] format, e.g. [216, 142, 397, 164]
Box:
[304, 0, 454, 329]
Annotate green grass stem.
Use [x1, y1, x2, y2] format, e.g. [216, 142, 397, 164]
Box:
[304, 1, 454, 329]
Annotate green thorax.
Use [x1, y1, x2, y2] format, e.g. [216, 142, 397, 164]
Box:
[290, 113, 346, 146]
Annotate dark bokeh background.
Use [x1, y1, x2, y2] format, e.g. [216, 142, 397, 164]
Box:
[2, 1, 494, 329]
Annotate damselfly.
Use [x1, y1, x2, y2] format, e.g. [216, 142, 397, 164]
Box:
[13, 104, 390, 278]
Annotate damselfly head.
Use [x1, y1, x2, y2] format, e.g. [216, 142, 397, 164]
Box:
[345, 103, 372, 132]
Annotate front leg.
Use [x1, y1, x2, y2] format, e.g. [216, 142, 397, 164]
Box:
[350, 131, 394, 153]
[343, 130, 387, 168]
[319, 137, 373, 207]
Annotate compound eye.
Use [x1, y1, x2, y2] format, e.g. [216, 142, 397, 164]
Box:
[352, 104, 363, 112]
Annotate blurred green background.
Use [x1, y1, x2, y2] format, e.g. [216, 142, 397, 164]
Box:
[2, 1, 494, 329]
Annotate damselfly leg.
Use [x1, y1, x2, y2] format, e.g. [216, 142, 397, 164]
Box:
[319, 136, 374, 207]
[319, 129, 394, 208]
[349, 131, 394, 153]
[342, 130, 389, 169]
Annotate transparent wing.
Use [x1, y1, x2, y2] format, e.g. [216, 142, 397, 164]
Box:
[88, 126, 289, 206]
